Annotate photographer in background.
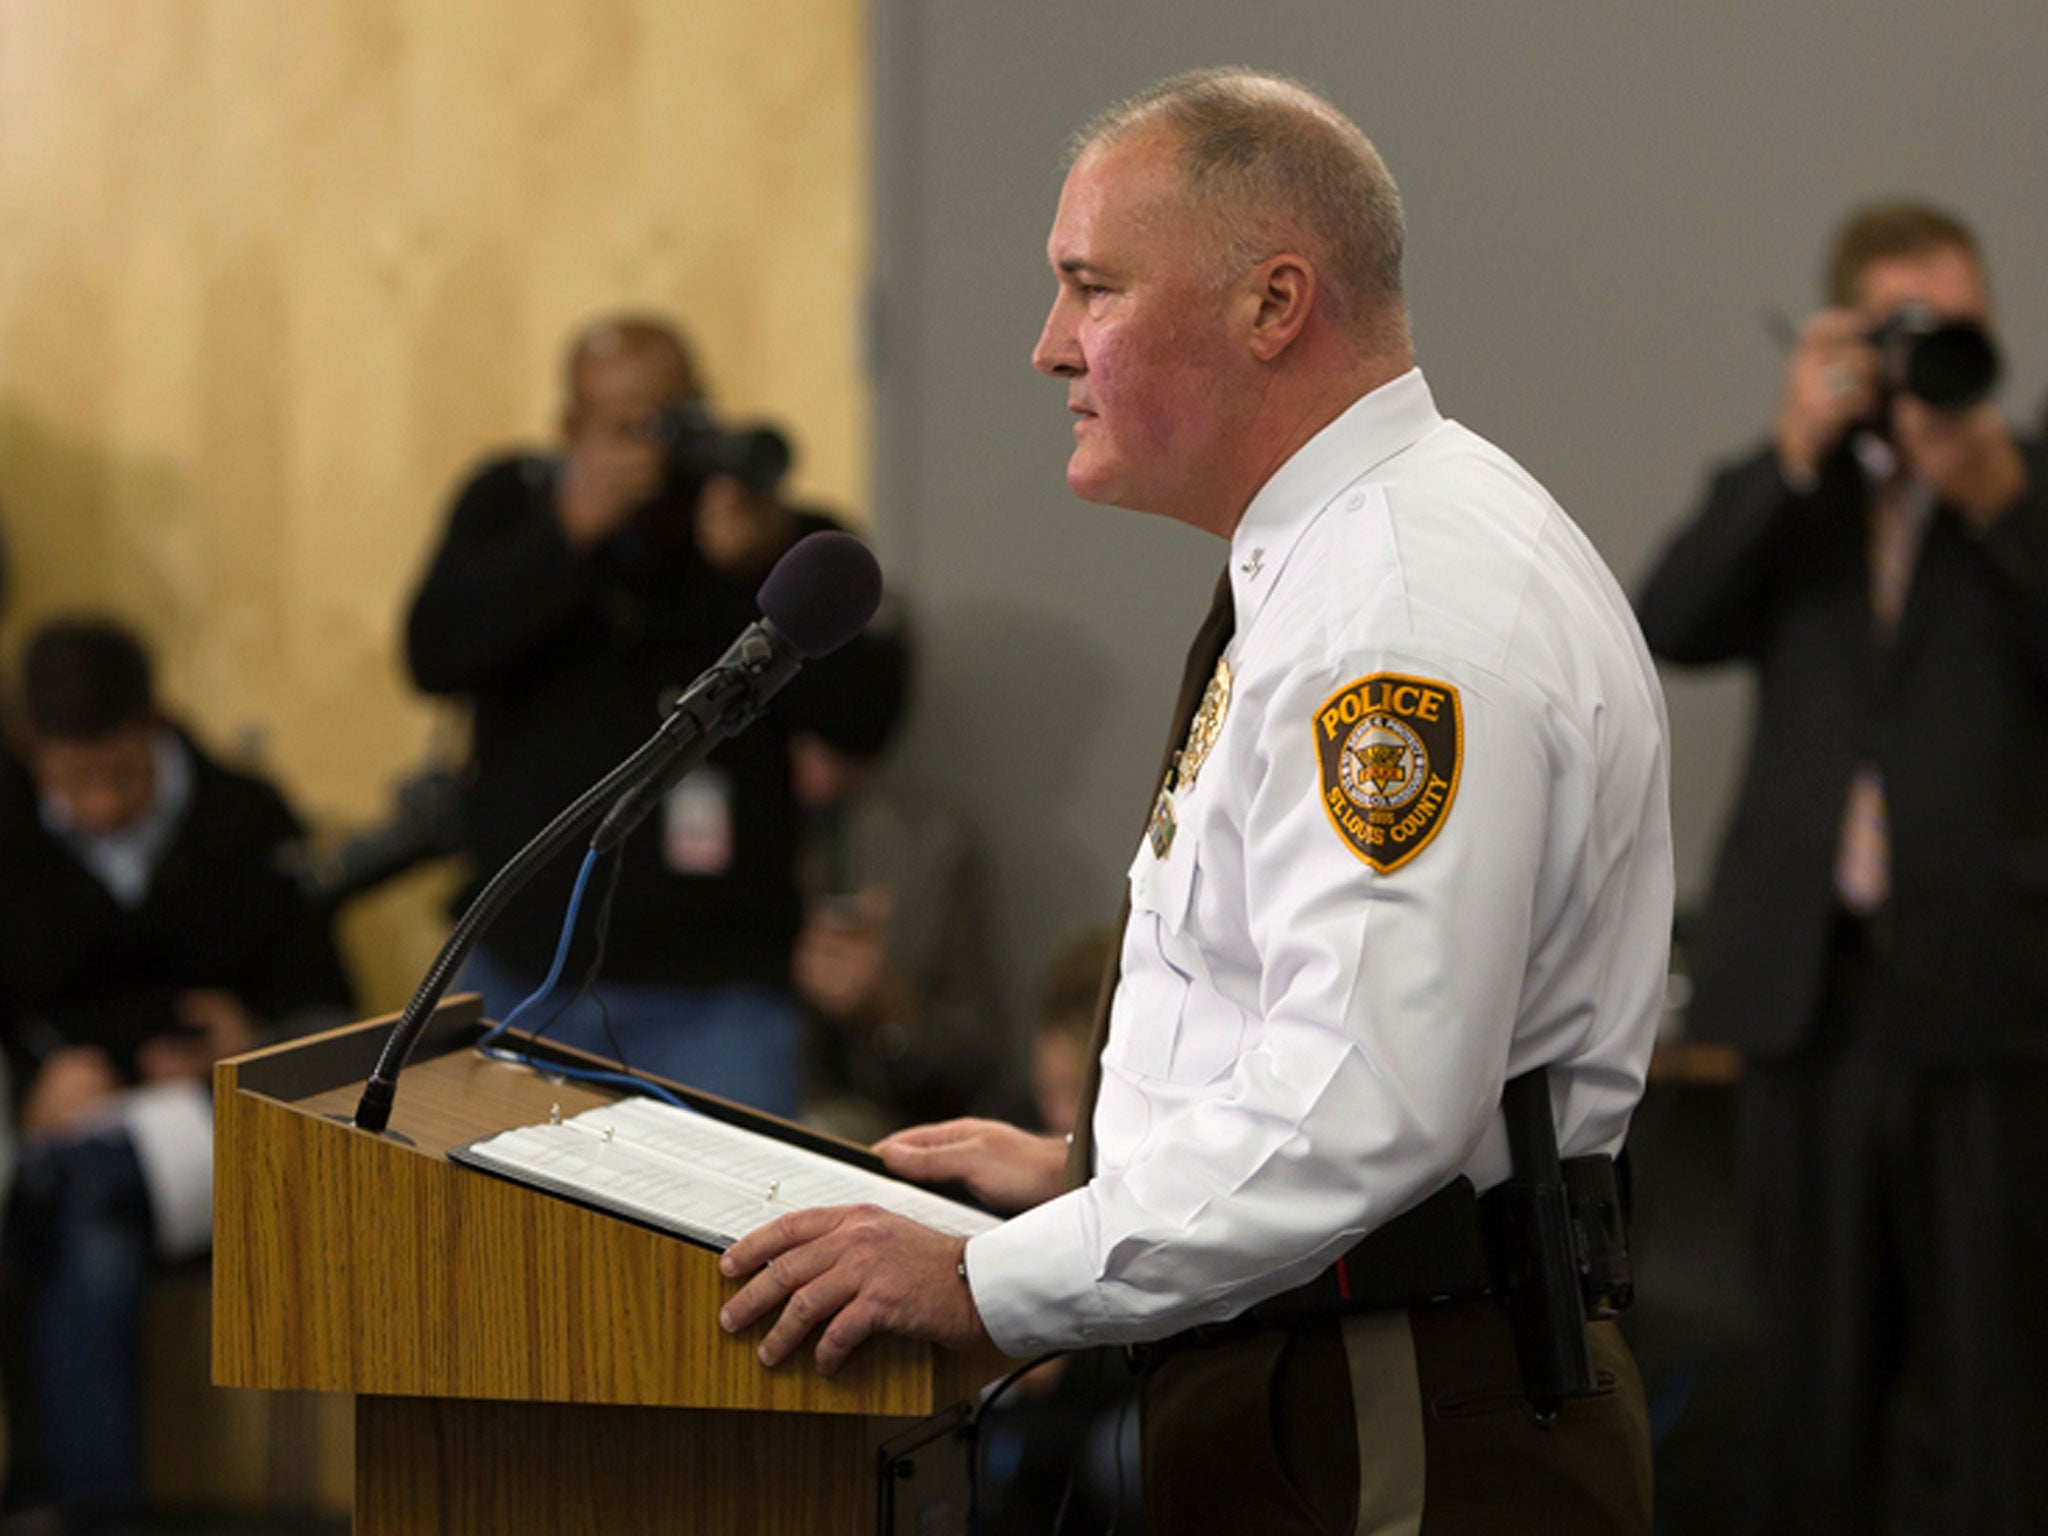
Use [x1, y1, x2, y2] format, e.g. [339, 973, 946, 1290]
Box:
[1638, 203, 2048, 1535]
[789, 704, 1015, 1142]
[406, 315, 904, 1115]
[0, 617, 353, 1530]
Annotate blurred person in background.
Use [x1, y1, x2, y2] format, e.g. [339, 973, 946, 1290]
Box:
[1025, 926, 1113, 1139]
[0, 616, 353, 1533]
[789, 613, 1015, 1140]
[1638, 202, 2048, 1535]
[0, 517, 11, 1201]
[406, 314, 905, 1116]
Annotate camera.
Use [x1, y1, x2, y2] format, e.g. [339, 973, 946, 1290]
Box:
[1865, 303, 2002, 412]
[278, 760, 468, 911]
[653, 402, 793, 494]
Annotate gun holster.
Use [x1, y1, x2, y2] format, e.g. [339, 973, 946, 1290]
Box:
[1485, 1067, 1627, 1413]
[1136, 1068, 1635, 1420]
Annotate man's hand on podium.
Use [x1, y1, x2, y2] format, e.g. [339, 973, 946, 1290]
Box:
[874, 1118, 1068, 1215]
[718, 1206, 989, 1376]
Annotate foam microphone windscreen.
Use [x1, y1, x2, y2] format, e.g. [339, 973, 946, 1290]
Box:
[755, 530, 884, 658]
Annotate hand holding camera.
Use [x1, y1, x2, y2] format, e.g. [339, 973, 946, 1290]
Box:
[557, 397, 799, 574]
[695, 472, 797, 583]
[1775, 300, 2018, 521]
[656, 402, 799, 580]
[1774, 308, 1881, 485]
[1870, 305, 2021, 526]
[1892, 395, 2027, 531]
[558, 426, 669, 551]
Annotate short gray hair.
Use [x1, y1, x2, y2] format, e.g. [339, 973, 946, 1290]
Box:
[1074, 69, 1407, 345]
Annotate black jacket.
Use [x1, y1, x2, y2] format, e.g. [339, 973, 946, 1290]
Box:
[405, 454, 906, 990]
[1638, 436, 2048, 1062]
[0, 728, 355, 1090]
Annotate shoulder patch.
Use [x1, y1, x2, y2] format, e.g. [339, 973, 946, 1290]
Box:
[1313, 673, 1463, 873]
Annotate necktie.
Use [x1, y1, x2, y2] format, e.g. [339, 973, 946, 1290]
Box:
[1833, 475, 1930, 914]
[1063, 566, 1236, 1188]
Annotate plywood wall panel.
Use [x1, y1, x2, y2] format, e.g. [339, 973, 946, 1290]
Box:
[0, 0, 869, 1006]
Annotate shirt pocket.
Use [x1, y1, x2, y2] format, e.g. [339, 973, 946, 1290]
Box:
[1108, 824, 1244, 1086]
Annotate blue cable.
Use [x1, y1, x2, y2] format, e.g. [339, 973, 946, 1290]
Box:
[476, 847, 601, 1050]
[471, 847, 694, 1112]
[474, 1045, 689, 1109]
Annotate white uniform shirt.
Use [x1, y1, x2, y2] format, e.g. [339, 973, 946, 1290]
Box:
[968, 369, 1674, 1355]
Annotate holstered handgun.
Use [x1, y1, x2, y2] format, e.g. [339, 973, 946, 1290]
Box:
[1487, 1067, 1597, 1414]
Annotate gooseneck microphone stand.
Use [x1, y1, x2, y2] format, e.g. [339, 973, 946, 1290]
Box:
[350, 658, 761, 1135]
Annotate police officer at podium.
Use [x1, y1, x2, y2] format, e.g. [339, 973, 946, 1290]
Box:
[717, 69, 1673, 1535]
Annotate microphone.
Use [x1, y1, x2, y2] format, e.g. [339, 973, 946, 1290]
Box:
[589, 531, 883, 852]
[350, 530, 883, 1133]
[751, 529, 887, 660]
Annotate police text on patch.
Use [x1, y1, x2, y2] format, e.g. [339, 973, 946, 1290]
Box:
[1313, 673, 1463, 874]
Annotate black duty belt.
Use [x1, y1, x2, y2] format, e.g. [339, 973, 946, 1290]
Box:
[1128, 1069, 1632, 1413]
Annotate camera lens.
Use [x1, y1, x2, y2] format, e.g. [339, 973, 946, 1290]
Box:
[1903, 321, 2001, 412]
[653, 405, 792, 492]
[724, 425, 792, 491]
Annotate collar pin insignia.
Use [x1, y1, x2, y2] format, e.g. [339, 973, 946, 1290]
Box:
[1241, 548, 1264, 579]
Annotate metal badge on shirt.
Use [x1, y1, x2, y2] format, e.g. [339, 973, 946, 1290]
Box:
[1313, 672, 1462, 873]
[1148, 657, 1233, 859]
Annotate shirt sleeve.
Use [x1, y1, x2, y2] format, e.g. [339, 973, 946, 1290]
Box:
[968, 640, 1567, 1354]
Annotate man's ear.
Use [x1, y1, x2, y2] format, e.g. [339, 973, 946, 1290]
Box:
[1245, 254, 1316, 362]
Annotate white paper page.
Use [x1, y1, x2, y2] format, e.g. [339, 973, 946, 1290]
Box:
[458, 1099, 999, 1247]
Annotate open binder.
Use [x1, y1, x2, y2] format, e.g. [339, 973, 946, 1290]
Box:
[452, 1094, 998, 1252]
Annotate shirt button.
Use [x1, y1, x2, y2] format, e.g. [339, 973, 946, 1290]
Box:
[1079, 1326, 1098, 1344]
[1346, 492, 1365, 510]
[1210, 1302, 1233, 1321]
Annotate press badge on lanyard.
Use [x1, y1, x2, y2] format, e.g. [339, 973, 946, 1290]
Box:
[664, 766, 734, 875]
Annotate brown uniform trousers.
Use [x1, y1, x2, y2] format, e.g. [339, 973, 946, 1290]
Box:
[1139, 1302, 1652, 1536]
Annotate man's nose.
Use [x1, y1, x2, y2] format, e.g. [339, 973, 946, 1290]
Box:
[1032, 299, 1081, 378]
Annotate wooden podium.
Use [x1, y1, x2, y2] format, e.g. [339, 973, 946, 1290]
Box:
[211, 998, 1005, 1533]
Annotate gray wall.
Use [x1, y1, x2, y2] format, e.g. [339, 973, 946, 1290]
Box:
[867, 3, 2048, 1032]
